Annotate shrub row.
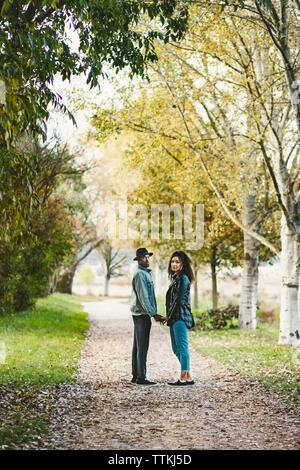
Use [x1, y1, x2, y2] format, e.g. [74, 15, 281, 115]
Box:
[194, 304, 239, 330]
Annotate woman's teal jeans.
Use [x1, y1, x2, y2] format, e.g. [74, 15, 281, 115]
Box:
[170, 320, 190, 371]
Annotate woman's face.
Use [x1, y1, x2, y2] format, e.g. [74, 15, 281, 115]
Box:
[171, 256, 183, 274]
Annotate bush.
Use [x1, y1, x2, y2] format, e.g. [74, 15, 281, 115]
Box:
[194, 304, 239, 330]
[79, 265, 95, 285]
[0, 203, 75, 316]
[0, 138, 87, 316]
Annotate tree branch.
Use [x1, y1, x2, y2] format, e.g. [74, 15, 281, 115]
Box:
[157, 64, 279, 255]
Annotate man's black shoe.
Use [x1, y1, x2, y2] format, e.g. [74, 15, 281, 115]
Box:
[136, 378, 158, 386]
[131, 377, 137, 384]
[168, 380, 188, 386]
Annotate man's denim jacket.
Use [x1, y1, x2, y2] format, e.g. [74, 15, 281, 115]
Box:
[130, 265, 157, 317]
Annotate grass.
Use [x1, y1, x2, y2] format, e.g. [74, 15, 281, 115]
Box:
[157, 294, 299, 404]
[189, 322, 300, 404]
[0, 293, 89, 449]
[71, 294, 104, 302]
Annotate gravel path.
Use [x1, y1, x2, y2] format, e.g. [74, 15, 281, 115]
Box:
[44, 298, 300, 450]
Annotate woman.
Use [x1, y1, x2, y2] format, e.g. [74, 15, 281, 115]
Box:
[163, 250, 195, 386]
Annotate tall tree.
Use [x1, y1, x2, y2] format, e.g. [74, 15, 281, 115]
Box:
[0, 0, 189, 256]
[217, 0, 300, 134]
[0, 0, 189, 145]
[98, 241, 127, 296]
[89, 35, 280, 326]
[149, 6, 297, 343]
[0, 136, 88, 313]
[120, 129, 245, 310]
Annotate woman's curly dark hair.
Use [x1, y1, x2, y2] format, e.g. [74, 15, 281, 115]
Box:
[167, 250, 195, 283]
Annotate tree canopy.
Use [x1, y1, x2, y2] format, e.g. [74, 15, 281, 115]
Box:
[0, 0, 188, 144]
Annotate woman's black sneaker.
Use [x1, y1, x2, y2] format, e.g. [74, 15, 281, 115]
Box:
[168, 380, 187, 386]
[185, 380, 195, 386]
[136, 378, 158, 386]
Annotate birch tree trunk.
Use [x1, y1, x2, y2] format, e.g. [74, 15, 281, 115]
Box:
[239, 236, 259, 329]
[211, 246, 218, 310]
[153, 262, 166, 296]
[279, 214, 300, 346]
[104, 275, 110, 296]
[269, 95, 300, 345]
[239, 193, 260, 329]
[255, 41, 300, 344]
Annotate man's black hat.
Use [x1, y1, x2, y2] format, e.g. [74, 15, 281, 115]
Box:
[133, 247, 153, 261]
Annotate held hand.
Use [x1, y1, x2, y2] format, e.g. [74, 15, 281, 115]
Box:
[153, 314, 167, 324]
[159, 316, 168, 324]
[153, 314, 163, 322]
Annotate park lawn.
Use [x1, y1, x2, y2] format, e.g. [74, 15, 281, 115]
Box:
[0, 293, 89, 449]
[189, 323, 300, 404]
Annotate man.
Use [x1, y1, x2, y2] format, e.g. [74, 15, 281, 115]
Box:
[130, 247, 164, 386]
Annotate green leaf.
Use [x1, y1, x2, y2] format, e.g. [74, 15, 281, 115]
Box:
[28, 34, 35, 48]
[1, 0, 13, 16]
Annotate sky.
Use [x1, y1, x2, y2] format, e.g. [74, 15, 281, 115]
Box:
[46, 24, 118, 151]
[46, 73, 116, 151]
